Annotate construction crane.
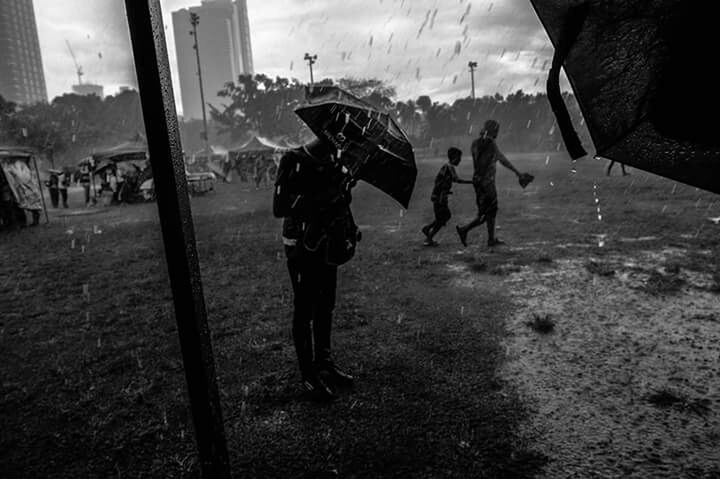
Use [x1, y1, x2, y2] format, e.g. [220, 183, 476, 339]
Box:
[65, 40, 84, 85]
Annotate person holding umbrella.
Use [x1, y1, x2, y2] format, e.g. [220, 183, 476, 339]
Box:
[274, 138, 359, 402]
[276, 85, 417, 401]
[456, 119, 534, 247]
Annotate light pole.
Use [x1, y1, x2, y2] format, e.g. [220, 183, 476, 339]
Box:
[304, 53, 317, 84]
[468, 61, 478, 100]
[189, 12, 210, 156]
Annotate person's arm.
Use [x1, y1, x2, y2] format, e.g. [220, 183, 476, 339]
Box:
[449, 166, 472, 184]
[496, 146, 521, 177]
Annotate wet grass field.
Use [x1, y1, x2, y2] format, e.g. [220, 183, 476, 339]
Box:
[2, 152, 719, 477]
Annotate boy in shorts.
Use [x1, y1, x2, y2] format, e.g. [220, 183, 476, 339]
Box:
[421, 147, 472, 246]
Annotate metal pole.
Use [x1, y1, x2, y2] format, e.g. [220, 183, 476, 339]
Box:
[468, 61, 477, 100]
[304, 53, 317, 85]
[190, 12, 211, 157]
[124, 2, 231, 478]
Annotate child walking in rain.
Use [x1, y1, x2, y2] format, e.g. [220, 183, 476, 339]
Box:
[421, 147, 472, 246]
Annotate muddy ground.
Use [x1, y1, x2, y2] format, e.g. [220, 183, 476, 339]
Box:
[1, 153, 719, 477]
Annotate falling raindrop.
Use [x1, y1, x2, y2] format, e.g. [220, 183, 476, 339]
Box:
[459, 3, 471, 23]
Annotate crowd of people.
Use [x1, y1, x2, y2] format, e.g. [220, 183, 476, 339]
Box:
[44, 161, 150, 209]
[228, 153, 279, 189]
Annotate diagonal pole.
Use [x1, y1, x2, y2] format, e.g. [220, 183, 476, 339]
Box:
[123, 1, 231, 477]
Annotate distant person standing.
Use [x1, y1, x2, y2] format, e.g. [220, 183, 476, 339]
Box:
[456, 119, 532, 247]
[58, 169, 70, 208]
[0, 173, 17, 228]
[46, 171, 59, 208]
[606, 160, 628, 176]
[421, 147, 472, 246]
[78, 161, 93, 206]
[254, 154, 266, 189]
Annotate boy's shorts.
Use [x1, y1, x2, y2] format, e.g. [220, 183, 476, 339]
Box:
[433, 200, 451, 226]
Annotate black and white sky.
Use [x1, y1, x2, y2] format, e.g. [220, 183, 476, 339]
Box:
[34, 0, 559, 113]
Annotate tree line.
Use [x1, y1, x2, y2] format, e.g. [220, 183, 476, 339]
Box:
[1, 74, 591, 165]
[210, 74, 591, 152]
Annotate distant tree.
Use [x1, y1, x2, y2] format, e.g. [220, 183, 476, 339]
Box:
[210, 74, 307, 143]
[336, 77, 396, 111]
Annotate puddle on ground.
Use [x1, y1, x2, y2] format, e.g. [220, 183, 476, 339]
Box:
[446, 246, 720, 477]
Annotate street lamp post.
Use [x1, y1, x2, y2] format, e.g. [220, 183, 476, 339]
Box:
[304, 53, 317, 84]
[468, 61, 478, 100]
[189, 12, 210, 156]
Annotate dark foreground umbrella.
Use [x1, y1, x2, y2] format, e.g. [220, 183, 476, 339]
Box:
[532, 1, 720, 194]
[294, 86, 417, 208]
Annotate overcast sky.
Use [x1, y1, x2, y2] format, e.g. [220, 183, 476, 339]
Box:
[33, 0, 558, 114]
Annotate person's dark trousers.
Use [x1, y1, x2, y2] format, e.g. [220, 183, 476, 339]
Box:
[49, 188, 59, 208]
[82, 183, 90, 205]
[424, 200, 451, 239]
[286, 245, 338, 375]
[59, 188, 68, 208]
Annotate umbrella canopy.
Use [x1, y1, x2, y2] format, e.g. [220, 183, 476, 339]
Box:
[532, 1, 720, 194]
[87, 139, 148, 175]
[92, 140, 148, 164]
[294, 86, 417, 208]
[229, 135, 287, 154]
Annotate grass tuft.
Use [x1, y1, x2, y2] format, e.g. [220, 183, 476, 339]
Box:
[525, 313, 555, 334]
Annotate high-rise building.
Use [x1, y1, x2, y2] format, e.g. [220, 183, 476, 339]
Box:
[0, 0, 47, 105]
[173, 0, 254, 119]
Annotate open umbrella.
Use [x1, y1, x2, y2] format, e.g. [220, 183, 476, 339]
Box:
[532, 1, 720, 194]
[294, 86, 417, 208]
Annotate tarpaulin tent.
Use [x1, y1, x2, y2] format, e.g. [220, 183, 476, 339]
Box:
[90, 138, 149, 175]
[229, 135, 288, 155]
[228, 136, 287, 185]
[0, 146, 46, 228]
[82, 138, 152, 204]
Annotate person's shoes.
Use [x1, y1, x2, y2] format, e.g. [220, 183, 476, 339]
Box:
[301, 372, 337, 402]
[424, 239, 439, 247]
[316, 360, 354, 388]
[487, 238, 505, 247]
[456, 226, 468, 247]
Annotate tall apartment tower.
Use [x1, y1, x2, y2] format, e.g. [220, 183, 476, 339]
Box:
[0, 0, 47, 105]
[172, 0, 254, 119]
